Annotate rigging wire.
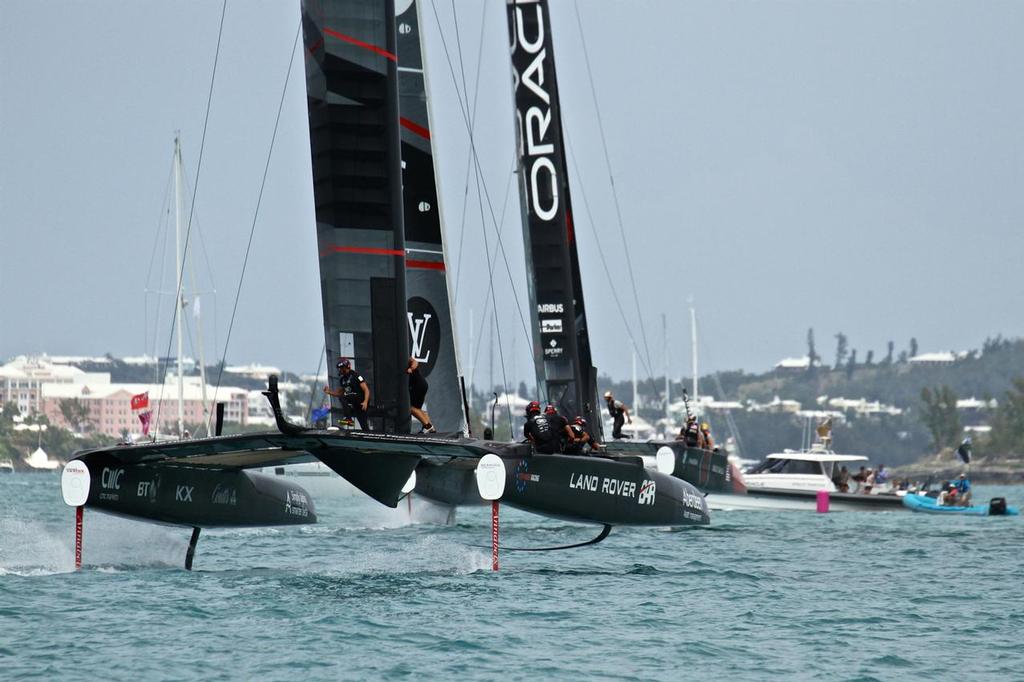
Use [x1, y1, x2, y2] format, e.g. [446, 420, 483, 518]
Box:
[450, 0, 487, 303]
[564, 129, 657, 387]
[305, 343, 327, 422]
[571, 0, 656, 383]
[429, 0, 535, 430]
[154, 0, 228, 435]
[143, 162, 175, 362]
[206, 18, 303, 434]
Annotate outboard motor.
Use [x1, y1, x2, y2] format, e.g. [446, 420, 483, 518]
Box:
[989, 497, 1008, 516]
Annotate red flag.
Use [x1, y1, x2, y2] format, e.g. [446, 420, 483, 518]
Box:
[130, 392, 149, 411]
[138, 410, 152, 436]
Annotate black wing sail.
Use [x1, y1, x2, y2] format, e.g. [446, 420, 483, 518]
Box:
[303, 0, 411, 433]
[506, 0, 599, 430]
[396, 0, 465, 433]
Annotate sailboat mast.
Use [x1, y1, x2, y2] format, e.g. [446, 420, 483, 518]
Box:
[187, 252, 210, 436]
[663, 313, 669, 433]
[173, 134, 186, 437]
[690, 301, 698, 401]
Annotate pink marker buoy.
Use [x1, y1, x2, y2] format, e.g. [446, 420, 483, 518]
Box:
[816, 489, 830, 513]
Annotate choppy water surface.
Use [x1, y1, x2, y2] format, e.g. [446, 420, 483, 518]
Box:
[2, 473, 1022, 680]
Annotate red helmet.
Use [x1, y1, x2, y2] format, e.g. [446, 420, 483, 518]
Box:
[573, 416, 586, 426]
[544, 403, 558, 416]
[526, 401, 541, 416]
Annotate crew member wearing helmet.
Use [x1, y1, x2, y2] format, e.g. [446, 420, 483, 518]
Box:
[700, 423, 714, 450]
[324, 358, 370, 429]
[544, 403, 575, 451]
[565, 416, 601, 455]
[604, 391, 631, 439]
[523, 401, 562, 454]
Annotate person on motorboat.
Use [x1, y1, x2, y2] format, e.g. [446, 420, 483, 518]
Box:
[953, 473, 972, 506]
[406, 356, 436, 434]
[852, 466, 868, 493]
[523, 401, 562, 454]
[604, 391, 631, 439]
[875, 464, 889, 488]
[544, 403, 574, 451]
[324, 358, 370, 429]
[832, 465, 851, 493]
[862, 468, 876, 494]
[564, 416, 601, 455]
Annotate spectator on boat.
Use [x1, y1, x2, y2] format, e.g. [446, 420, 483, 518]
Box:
[875, 464, 889, 488]
[407, 357, 436, 434]
[544, 403, 574, 451]
[953, 473, 973, 506]
[324, 358, 370, 430]
[863, 468, 876, 494]
[565, 416, 601, 455]
[852, 466, 868, 493]
[944, 483, 960, 506]
[523, 401, 561, 454]
[604, 391, 632, 439]
[832, 465, 850, 493]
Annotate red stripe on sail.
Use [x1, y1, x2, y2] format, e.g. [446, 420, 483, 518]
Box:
[323, 246, 405, 258]
[323, 28, 397, 62]
[407, 259, 446, 271]
[400, 117, 431, 140]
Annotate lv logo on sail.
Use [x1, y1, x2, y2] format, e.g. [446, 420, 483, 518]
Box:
[407, 312, 433, 363]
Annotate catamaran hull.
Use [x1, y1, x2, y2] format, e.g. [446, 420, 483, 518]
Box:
[74, 455, 317, 527]
[605, 441, 744, 495]
[707, 489, 905, 512]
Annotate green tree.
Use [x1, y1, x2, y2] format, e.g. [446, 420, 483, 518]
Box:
[806, 328, 821, 369]
[989, 378, 1024, 454]
[885, 341, 894, 365]
[58, 398, 93, 433]
[834, 333, 848, 370]
[846, 350, 858, 379]
[920, 385, 961, 451]
[909, 337, 919, 359]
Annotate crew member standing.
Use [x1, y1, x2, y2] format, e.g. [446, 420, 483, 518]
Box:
[523, 401, 561, 454]
[407, 356, 436, 433]
[324, 358, 370, 430]
[604, 391, 632, 439]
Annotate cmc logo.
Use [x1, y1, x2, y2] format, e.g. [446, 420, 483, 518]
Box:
[101, 467, 123, 490]
[406, 296, 440, 376]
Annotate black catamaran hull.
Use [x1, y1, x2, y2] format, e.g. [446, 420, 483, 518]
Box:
[73, 455, 316, 527]
[604, 441, 742, 494]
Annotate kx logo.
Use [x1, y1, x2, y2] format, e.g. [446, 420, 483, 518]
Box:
[175, 485, 194, 503]
[407, 312, 433, 363]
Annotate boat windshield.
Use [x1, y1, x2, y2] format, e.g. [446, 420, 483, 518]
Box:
[749, 458, 824, 475]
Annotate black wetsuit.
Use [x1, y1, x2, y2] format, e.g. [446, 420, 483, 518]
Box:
[607, 399, 628, 439]
[524, 414, 561, 454]
[684, 421, 700, 447]
[408, 367, 428, 409]
[564, 424, 594, 455]
[337, 371, 368, 430]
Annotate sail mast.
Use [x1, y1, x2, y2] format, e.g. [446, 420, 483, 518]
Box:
[505, 0, 598, 427]
[173, 134, 186, 437]
[690, 300, 698, 400]
[302, 0, 411, 433]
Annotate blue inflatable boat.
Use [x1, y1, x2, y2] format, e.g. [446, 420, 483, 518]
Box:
[901, 493, 1019, 516]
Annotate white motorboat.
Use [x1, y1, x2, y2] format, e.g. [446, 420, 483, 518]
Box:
[707, 446, 905, 512]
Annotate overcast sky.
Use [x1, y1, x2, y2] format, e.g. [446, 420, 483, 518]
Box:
[2, 1, 1022, 393]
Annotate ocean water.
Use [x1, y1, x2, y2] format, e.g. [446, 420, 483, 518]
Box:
[2, 473, 1022, 681]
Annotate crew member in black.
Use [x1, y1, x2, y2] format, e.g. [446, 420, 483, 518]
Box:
[604, 391, 631, 439]
[324, 358, 370, 430]
[680, 416, 701, 447]
[564, 416, 601, 455]
[407, 356, 436, 433]
[544, 403, 575, 451]
[523, 401, 561, 454]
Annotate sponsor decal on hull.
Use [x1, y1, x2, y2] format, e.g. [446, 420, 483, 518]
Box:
[100, 467, 124, 501]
